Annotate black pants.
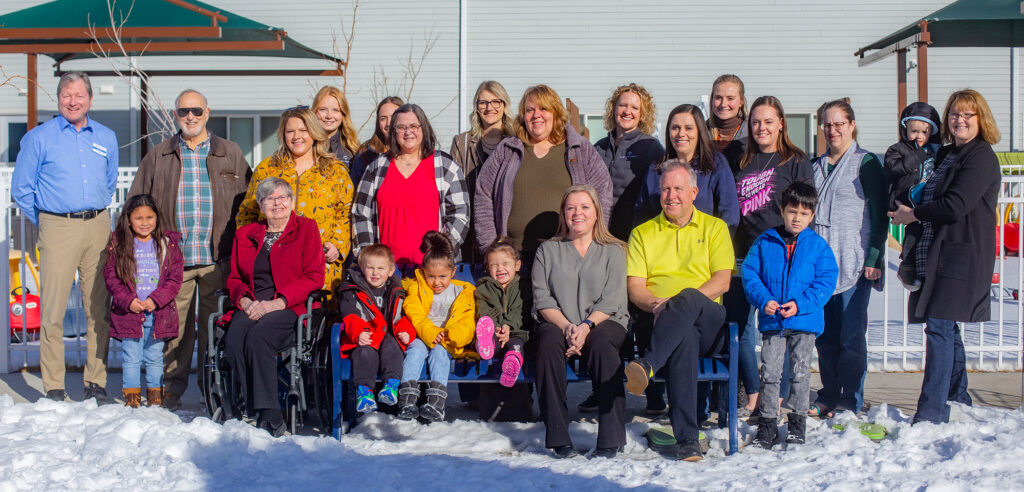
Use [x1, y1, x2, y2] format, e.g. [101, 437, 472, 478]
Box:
[535, 320, 626, 449]
[350, 332, 404, 389]
[646, 289, 726, 441]
[224, 309, 297, 411]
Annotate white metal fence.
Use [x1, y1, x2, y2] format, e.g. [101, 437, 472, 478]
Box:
[3, 166, 1024, 372]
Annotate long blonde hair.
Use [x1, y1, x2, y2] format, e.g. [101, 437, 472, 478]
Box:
[312, 86, 360, 156]
[554, 185, 624, 248]
[470, 80, 516, 138]
[272, 108, 337, 176]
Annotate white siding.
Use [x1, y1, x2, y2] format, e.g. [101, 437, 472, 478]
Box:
[0, 0, 1020, 160]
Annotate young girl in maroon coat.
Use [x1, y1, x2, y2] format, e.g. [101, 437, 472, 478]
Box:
[104, 194, 184, 408]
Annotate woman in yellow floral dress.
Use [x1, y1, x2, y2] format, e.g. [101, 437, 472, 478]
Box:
[237, 108, 354, 293]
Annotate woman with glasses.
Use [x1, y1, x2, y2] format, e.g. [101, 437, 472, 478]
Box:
[351, 103, 470, 265]
[451, 81, 516, 261]
[594, 83, 664, 241]
[889, 89, 1000, 425]
[237, 108, 354, 292]
[312, 86, 360, 167]
[475, 84, 612, 263]
[807, 100, 887, 419]
[351, 96, 405, 184]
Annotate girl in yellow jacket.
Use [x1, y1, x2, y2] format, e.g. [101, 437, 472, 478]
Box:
[397, 231, 476, 422]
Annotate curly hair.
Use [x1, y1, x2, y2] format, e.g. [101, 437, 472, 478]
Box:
[602, 83, 657, 135]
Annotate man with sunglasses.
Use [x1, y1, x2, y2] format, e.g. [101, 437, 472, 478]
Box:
[128, 89, 251, 410]
[12, 71, 118, 403]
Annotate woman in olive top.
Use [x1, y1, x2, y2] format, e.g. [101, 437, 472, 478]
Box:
[707, 74, 749, 169]
[451, 80, 516, 262]
[594, 83, 664, 240]
[312, 86, 360, 167]
[809, 99, 887, 418]
[351, 96, 404, 184]
[731, 95, 814, 417]
[475, 84, 612, 261]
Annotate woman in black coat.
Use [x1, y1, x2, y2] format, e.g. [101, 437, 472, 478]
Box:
[889, 89, 1001, 425]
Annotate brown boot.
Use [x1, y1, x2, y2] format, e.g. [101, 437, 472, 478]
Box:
[146, 388, 163, 407]
[123, 388, 142, 408]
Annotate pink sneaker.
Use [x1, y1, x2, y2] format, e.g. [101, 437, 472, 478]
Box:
[500, 350, 523, 387]
[475, 316, 496, 360]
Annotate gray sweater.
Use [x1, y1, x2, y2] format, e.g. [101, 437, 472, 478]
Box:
[531, 238, 629, 329]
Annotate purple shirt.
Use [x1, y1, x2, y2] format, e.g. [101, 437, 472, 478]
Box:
[134, 238, 161, 301]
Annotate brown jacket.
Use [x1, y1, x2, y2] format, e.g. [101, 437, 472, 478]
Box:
[128, 132, 252, 263]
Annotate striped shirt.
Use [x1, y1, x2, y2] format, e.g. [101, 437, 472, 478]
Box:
[176, 137, 214, 266]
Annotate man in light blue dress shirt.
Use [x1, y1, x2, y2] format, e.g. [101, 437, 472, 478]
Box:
[11, 72, 118, 403]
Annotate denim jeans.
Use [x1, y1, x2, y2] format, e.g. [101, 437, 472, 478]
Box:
[815, 277, 871, 412]
[401, 339, 453, 385]
[914, 318, 972, 424]
[725, 276, 761, 395]
[121, 313, 164, 390]
[760, 332, 815, 420]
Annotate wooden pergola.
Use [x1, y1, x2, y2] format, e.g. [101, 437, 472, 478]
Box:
[0, 0, 344, 151]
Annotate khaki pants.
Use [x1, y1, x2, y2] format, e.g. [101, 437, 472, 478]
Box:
[37, 210, 111, 392]
[163, 263, 224, 397]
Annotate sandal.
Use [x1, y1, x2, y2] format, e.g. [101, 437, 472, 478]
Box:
[807, 403, 832, 418]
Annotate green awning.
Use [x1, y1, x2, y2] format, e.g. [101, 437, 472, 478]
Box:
[857, 0, 1024, 55]
[0, 0, 341, 65]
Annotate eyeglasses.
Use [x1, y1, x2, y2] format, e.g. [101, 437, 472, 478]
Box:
[394, 124, 422, 134]
[262, 194, 292, 204]
[820, 121, 849, 131]
[477, 99, 504, 109]
[176, 107, 205, 118]
[949, 112, 977, 122]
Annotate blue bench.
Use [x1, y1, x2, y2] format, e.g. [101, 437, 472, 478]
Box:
[330, 321, 740, 455]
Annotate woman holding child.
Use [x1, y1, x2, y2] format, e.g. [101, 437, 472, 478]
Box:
[889, 89, 1000, 425]
[809, 100, 887, 419]
[532, 185, 628, 459]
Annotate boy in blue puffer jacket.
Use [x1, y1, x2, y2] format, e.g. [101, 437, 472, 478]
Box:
[742, 182, 838, 449]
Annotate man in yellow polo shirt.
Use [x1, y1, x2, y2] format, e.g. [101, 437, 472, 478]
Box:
[623, 159, 734, 462]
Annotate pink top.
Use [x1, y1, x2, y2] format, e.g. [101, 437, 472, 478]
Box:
[376, 154, 440, 264]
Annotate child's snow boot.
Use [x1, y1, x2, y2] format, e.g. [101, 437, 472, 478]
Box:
[420, 381, 448, 421]
[378, 378, 400, 406]
[752, 420, 778, 450]
[475, 317, 496, 360]
[397, 381, 420, 420]
[785, 413, 806, 445]
[356, 385, 377, 413]
[146, 388, 162, 407]
[123, 388, 142, 408]
[500, 350, 523, 387]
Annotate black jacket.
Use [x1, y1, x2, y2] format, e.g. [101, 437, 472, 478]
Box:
[884, 102, 942, 210]
[908, 137, 1000, 323]
[594, 130, 664, 240]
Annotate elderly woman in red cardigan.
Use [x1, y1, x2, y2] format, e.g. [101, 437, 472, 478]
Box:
[225, 176, 325, 436]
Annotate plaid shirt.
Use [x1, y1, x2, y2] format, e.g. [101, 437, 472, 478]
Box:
[351, 150, 470, 261]
[176, 137, 214, 266]
[914, 151, 958, 279]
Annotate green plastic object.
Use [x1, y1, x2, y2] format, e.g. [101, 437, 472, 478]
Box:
[645, 426, 709, 455]
[832, 422, 887, 441]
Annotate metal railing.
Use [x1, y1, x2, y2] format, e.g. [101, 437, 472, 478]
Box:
[2, 166, 1024, 372]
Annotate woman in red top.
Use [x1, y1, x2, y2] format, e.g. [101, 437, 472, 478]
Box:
[225, 176, 325, 436]
[351, 104, 470, 265]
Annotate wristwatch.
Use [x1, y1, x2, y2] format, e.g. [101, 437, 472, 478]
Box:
[581, 319, 596, 329]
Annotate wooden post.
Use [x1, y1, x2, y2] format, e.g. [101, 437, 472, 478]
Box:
[897, 49, 908, 126]
[917, 21, 930, 103]
[565, 98, 589, 140]
[140, 76, 149, 156]
[26, 53, 37, 130]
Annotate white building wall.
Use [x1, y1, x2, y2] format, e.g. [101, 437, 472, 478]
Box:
[0, 0, 1020, 165]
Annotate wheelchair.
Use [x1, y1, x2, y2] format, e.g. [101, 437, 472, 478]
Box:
[203, 289, 336, 436]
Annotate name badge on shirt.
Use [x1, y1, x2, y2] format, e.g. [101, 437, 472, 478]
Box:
[91, 142, 108, 157]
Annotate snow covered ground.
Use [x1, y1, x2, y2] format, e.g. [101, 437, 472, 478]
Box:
[2, 394, 1023, 491]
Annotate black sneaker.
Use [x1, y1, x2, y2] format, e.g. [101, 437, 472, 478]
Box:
[590, 446, 624, 459]
[84, 383, 115, 405]
[44, 389, 66, 402]
[551, 444, 578, 459]
[785, 413, 806, 445]
[258, 409, 288, 438]
[577, 392, 599, 413]
[624, 358, 654, 396]
[752, 421, 779, 450]
[676, 439, 704, 462]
